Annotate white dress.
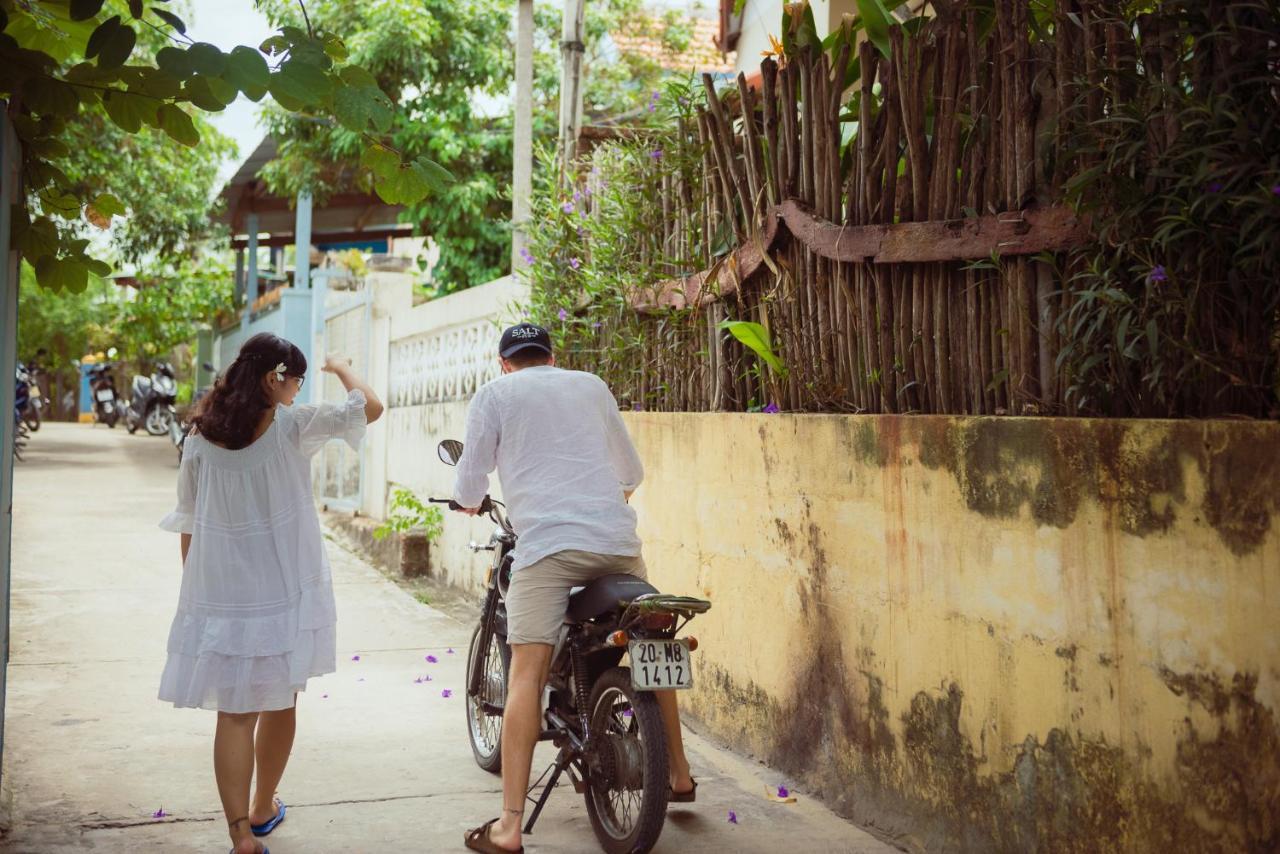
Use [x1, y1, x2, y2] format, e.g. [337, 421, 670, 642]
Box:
[158, 389, 367, 713]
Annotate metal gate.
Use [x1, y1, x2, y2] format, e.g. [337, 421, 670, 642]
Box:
[314, 272, 372, 511]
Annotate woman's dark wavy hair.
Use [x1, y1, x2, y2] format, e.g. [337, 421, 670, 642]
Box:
[191, 333, 307, 450]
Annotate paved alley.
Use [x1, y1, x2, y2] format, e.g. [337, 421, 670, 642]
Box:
[0, 423, 894, 853]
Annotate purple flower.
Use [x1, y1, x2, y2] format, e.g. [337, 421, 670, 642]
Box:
[519, 247, 535, 265]
[351, 654, 361, 661]
[622, 709, 633, 718]
[1149, 264, 1168, 283]
[441, 689, 453, 698]
[632, 402, 643, 411]
[777, 785, 789, 798]
[152, 808, 168, 819]
[728, 811, 739, 824]
[558, 307, 569, 321]
[447, 648, 455, 654]
[562, 200, 575, 214]
[569, 257, 581, 270]
[578, 207, 588, 220]
[649, 149, 663, 160]
[1206, 181, 1224, 193]
[762, 402, 780, 414]
[591, 321, 602, 330]
[1272, 185, 1280, 196]
[576, 226, 585, 237]
[573, 190, 583, 203]
[426, 654, 438, 663]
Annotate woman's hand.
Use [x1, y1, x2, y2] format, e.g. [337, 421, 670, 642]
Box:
[321, 354, 353, 374]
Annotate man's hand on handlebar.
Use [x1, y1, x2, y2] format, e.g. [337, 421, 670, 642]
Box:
[428, 495, 493, 516]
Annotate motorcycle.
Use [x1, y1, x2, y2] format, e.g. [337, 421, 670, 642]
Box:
[13, 364, 31, 461]
[174, 362, 216, 463]
[126, 361, 178, 436]
[88, 362, 121, 428]
[431, 439, 711, 854]
[19, 358, 46, 431]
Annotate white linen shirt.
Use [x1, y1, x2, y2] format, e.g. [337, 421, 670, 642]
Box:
[453, 366, 644, 571]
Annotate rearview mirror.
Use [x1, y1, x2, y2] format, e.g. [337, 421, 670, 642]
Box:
[438, 439, 464, 466]
[202, 362, 216, 372]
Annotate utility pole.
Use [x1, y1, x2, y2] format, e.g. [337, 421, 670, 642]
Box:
[512, 0, 535, 271]
[557, 0, 587, 185]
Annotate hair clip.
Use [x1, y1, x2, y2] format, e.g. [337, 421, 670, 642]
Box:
[273, 362, 287, 382]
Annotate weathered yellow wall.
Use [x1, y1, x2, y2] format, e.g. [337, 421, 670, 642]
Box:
[623, 413, 1280, 853]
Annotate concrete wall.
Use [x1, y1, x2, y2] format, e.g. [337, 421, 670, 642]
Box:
[622, 412, 1279, 853]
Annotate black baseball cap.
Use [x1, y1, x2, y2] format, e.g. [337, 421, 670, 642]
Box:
[499, 322, 553, 359]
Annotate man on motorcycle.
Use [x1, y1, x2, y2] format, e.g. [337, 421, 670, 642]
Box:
[453, 322, 697, 854]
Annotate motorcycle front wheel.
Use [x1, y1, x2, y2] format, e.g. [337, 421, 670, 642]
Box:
[583, 667, 670, 854]
[465, 622, 509, 773]
[22, 405, 40, 432]
[145, 406, 172, 436]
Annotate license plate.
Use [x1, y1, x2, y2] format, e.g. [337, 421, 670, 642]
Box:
[96, 389, 114, 402]
[629, 640, 693, 691]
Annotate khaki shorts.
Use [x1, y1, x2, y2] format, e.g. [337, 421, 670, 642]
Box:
[506, 549, 647, 646]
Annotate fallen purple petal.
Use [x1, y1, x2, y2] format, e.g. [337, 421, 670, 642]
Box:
[777, 785, 790, 798]
[447, 648, 455, 654]
[322, 693, 329, 699]
[357, 677, 365, 682]
[152, 807, 168, 819]
[728, 810, 738, 824]
[426, 655, 438, 663]
[351, 654, 361, 661]
[762, 402, 781, 414]
[441, 689, 453, 698]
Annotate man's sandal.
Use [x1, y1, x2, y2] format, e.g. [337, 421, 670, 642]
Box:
[251, 799, 286, 836]
[669, 777, 698, 804]
[464, 818, 524, 854]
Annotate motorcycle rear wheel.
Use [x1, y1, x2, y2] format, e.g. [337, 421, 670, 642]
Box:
[583, 667, 669, 854]
[465, 622, 509, 773]
[145, 406, 172, 436]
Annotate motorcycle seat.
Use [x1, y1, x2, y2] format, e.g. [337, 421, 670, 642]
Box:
[566, 573, 659, 623]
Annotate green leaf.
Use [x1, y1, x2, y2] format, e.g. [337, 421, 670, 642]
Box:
[360, 144, 399, 180]
[374, 161, 430, 205]
[183, 75, 235, 111]
[127, 67, 182, 99]
[280, 26, 310, 46]
[90, 192, 125, 217]
[225, 46, 269, 101]
[718, 320, 787, 376]
[855, 0, 893, 58]
[97, 22, 137, 69]
[127, 0, 143, 19]
[85, 15, 121, 60]
[338, 65, 379, 90]
[24, 78, 80, 118]
[102, 89, 156, 133]
[70, 0, 106, 22]
[157, 104, 200, 146]
[333, 84, 374, 131]
[270, 59, 333, 107]
[320, 32, 348, 61]
[35, 255, 64, 291]
[156, 46, 197, 80]
[84, 257, 114, 278]
[187, 42, 227, 76]
[39, 187, 82, 219]
[152, 8, 186, 34]
[260, 35, 290, 57]
[414, 157, 454, 192]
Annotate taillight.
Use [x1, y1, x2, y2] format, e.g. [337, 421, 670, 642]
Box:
[605, 630, 629, 647]
[641, 613, 675, 630]
[686, 636, 699, 652]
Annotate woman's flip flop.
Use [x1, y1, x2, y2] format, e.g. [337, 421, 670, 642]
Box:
[464, 818, 524, 853]
[251, 799, 286, 837]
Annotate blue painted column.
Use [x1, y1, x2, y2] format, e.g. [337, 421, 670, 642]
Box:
[294, 190, 312, 291]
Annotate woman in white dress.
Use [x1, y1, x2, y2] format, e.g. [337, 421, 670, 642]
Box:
[158, 332, 384, 854]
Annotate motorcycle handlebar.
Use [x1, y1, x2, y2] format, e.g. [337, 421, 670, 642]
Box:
[428, 495, 493, 515]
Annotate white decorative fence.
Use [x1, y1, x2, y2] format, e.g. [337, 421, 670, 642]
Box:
[388, 318, 502, 407]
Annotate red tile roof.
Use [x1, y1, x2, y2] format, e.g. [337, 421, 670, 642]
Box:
[612, 15, 737, 76]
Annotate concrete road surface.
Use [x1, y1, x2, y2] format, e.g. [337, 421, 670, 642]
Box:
[0, 423, 895, 853]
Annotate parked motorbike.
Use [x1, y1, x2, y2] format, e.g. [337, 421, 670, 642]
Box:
[13, 364, 31, 461]
[174, 362, 216, 463]
[19, 357, 46, 431]
[431, 439, 711, 854]
[87, 361, 121, 428]
[126, 361, 178, 436]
